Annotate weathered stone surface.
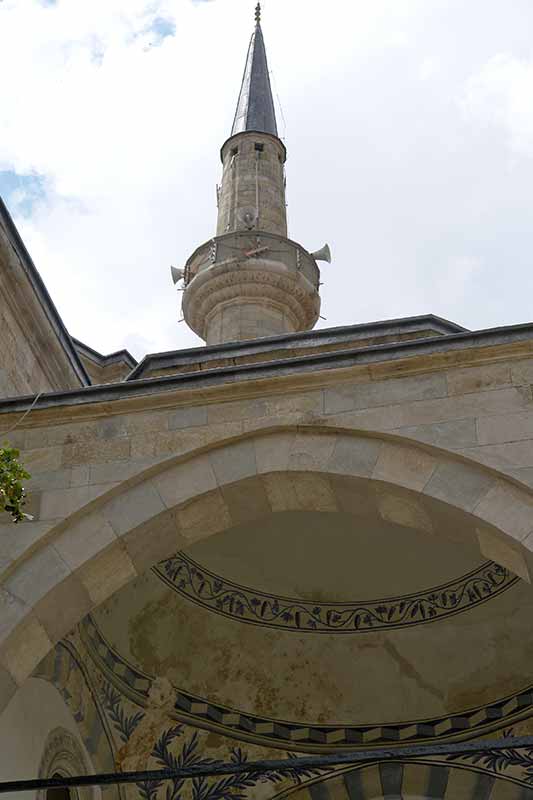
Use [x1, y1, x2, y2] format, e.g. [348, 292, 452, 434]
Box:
[34, 574, 92, 642]
[423, 462, 495, 512]
[0, 664, 16, 714]
[168, 405, 208, 430]
[475, 482, 533, 542]
[477, 526, 530, 582]
[176, 490, 232, 541]
[446, 363, 511, 396]
[77, 543, 137, 606]
[395, 418, 478, 449]
[373, 442, 437, 491]
[209, 440, 257, 485]
[5, 546, 70, 607]
[0, 615, 52, 685]
[477, 411, 533, 445]
[102, 482, 166, 536]
[53, 513, 117, 571]
[324, 374, 447, 415]
[40, 486, 92, 521]
[154, 455, 217, 508]
[327, 435, 382, 477]
[123, 511, 186, 574]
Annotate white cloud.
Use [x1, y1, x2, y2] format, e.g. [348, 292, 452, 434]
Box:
[463, 54, 533, 158]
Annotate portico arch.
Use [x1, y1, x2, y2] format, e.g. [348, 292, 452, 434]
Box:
[2, 426, 533, 713]
[276, 760, 529, 800]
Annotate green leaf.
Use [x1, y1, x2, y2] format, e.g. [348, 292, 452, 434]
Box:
[0, 444, 31, 523]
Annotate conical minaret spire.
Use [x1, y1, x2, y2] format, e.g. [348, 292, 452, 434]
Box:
[179, 4, 329, 345]
[231, 4, 278, 137]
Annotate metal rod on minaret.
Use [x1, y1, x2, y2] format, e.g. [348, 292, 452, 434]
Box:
[255, 2, 261, 24]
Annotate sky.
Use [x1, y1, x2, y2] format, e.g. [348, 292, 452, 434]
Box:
[1, 0, 533, 360]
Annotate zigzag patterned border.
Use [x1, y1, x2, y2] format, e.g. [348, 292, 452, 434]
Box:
[152, 554, 519, 633]
[81, 616, 533, 753]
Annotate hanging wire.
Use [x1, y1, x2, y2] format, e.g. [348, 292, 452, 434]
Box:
[0, 392, 43, 438]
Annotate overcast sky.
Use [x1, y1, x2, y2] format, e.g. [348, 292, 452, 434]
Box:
[1, 0, 533, 360]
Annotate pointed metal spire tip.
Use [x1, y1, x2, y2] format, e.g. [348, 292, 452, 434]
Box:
[255, 2, 261, 25]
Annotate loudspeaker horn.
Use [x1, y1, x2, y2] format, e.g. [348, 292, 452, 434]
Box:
[171, 266, 185, 285]
[311, 244, 332, 263]
[238, 207, 258, 230]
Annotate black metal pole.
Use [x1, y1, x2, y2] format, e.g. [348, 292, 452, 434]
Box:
[1, 734, 533, 794]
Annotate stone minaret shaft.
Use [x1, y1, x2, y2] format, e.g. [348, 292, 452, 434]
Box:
[216, 19, 287, 239]
[181, 5, 326, 345]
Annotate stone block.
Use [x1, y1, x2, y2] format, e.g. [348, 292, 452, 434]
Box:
[327, 436, 382, 477]
[446, 363, 511, 396]
[0, 589, 29, 641]
[0, 664, 17, 714]
[123, 510, 187, 573]
[78, 543, 137, 606]
[376, 488, 433, 534]
[511, 358, 533, 385]
[154, 455, 217, 508]
[265, 391, 324, 418]
[0, 521, 54, 574]
[5, 546, 71, 607]
[88, 459, 156, 486]
[288, 432, 337, 471]
[475, 482, 533, 542]
[27, 468, 72, 492]
[62, 437, 131, 467]
[53, 513, 117, 571]
[207, 398, 267, 424]
[395, 418, 478, 449]
[40, 486, 91, 521]
[291, 473, 337, 512]
[477, 526, 530, 582]
[423, 462, 495, 511]
[176, 490, 232, 542]
[34, 574, 92, 642]
[330, 474, 378, 516]
[477, 411, 533, 445]
[324, 404, 403, 431]
[397, 387, 528, 428]
[102, 481, 166, 536]
[122, 410, 169, 435]
[254, 433, 293, 474]
[22, 446, 63, 473]
[324, 373, 447, 415]
[168, 405, 208, 430]
[209, 440, 257, 486]
[220, 476, 271, 524]
[372, 442, 437, 492]
[460, 441, 533, 470]
[0, 614, 52, 685]
[261, 472, 299, 511]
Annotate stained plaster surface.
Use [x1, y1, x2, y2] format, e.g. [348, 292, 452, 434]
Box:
[90, 498, 532, 727]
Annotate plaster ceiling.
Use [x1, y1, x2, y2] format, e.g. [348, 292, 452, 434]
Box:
[86, 480, 533, 740]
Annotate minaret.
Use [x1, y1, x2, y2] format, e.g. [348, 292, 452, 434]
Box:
[179, 3, 329, 345]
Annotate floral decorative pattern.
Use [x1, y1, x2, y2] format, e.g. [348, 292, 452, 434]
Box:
[153, 554, 519, 633]
[99, 687, 327, 800]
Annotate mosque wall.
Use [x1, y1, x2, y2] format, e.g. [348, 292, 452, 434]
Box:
[0, 207, 86, 399]
[0, 678, 98, 800]
[1, 341, 533, 768]
[0, 298, 55, 398]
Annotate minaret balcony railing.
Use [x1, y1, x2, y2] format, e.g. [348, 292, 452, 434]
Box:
[183, 231, 320, 291]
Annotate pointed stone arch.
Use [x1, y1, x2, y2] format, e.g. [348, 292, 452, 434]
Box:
[2, 426, 533, 713]
[272, 760, 530, 800]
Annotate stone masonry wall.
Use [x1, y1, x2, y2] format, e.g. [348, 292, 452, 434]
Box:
[0, 298, 56, 398]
